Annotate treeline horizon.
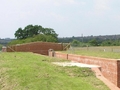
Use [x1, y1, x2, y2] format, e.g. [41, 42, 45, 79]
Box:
[1, 34, 120, 47]
[59, 34, 120, 46]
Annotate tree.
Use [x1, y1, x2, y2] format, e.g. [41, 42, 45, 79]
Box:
[44, 28, 58, 40]
[14, 28, 24, 39]
[71, 39, 80, 47]
[14, 24, 58, 42]
[89, 39, 98, 46]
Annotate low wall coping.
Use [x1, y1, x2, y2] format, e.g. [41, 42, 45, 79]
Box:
[56, 52, 120, 62]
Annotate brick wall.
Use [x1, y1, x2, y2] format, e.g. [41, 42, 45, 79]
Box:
[7, 42, 63, 55]
[49, 51, 120, 88]
[55, 52, 68, 60]
[117, 61, 120, 87]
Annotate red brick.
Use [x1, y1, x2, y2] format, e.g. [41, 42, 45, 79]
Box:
[52, 52, 120, 88]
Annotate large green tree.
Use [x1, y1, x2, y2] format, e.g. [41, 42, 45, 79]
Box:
[88, 39, 98, 46]
[71, 39, 80, 47]
[14, 24, 58, 41]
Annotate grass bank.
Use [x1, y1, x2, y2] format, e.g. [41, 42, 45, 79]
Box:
[0, 52, 109, 90]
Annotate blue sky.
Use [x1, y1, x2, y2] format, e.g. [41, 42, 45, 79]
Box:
[0, 0, 120, 38]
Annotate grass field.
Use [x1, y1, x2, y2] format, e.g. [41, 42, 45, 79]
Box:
[64, 46, 120, 59]
[0, 52, 109, 90]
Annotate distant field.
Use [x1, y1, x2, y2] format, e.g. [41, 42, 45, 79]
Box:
[63, 46, 120, 59]
[0, 52, 109, 90]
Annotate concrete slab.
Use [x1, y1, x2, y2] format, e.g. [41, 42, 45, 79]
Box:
[52, 61, 101, 68]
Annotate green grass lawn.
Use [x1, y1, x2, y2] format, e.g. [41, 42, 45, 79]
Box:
[64, 46, 120, 59]
[0, 52, 109, 90]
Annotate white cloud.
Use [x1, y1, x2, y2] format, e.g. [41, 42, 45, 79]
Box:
[94, 0, 110, 11]
[46, 0, 82, 6]
[113, 14, 120, 20]
[93, 0, 111, 15]
[49, 12, 68, 22]
[65, 0, 77, 4]
[80, 1, 86, 5]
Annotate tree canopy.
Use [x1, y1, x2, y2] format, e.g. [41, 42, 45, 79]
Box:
[88, 39, 98, 46]
[8, 24, 59, 45]
[14, 24, 58, 41]
[13, 25, 58, 44]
